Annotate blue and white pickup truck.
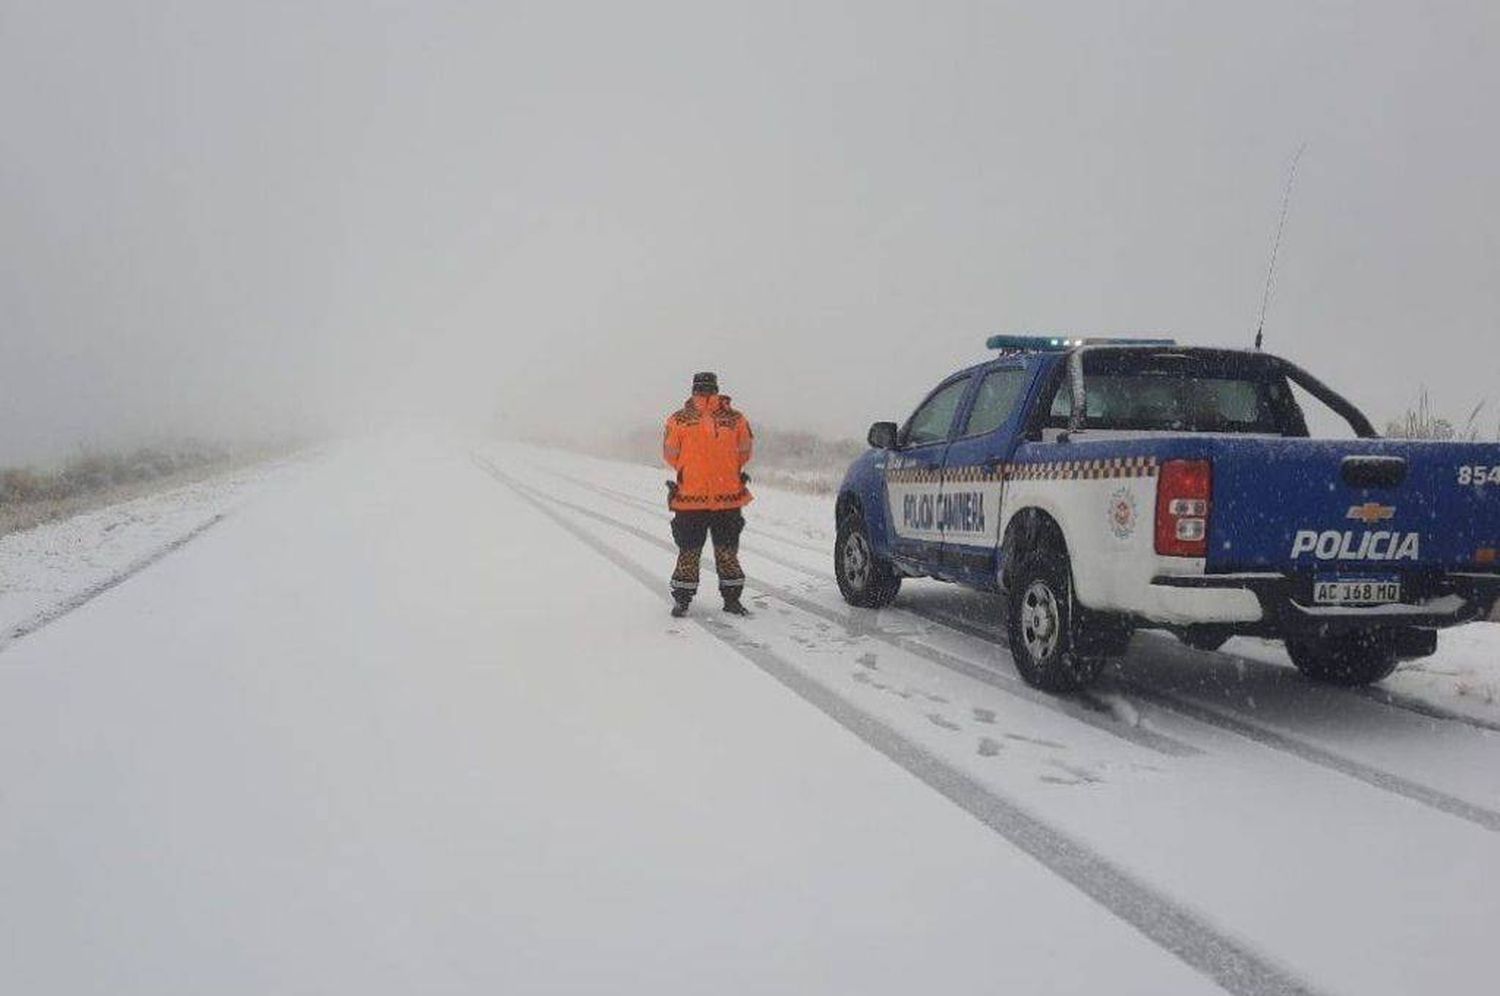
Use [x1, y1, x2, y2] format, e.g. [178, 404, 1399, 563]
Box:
[835, 336, 1500, 691]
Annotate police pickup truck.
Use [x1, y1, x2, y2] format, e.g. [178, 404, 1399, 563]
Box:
[834, 336, 1500, 691]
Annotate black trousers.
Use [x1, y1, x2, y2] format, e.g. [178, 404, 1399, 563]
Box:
[670, 510, 745, 602]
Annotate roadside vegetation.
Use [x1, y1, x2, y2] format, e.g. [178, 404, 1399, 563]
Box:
[0, 441, 289, 537]
[1383, 389, 1494, 441]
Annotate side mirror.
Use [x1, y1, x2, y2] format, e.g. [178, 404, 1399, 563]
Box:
[868, 421, 899, 450]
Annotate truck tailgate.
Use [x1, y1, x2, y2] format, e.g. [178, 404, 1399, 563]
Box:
[1205, 439, 1500, 573]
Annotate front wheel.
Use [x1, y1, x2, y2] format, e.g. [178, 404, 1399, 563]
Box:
[1285, 632, 1399, 686]
[1005, 549, 1105, 692]
[835, 513, 901, 608]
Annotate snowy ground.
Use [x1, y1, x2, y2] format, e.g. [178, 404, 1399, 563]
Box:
[2, 435, 1498, 995]
[0, 453, 313, 646]
[1223, 630, 1500, 727]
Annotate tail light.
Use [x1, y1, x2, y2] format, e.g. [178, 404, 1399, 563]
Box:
[1156, 459, 1212, 557]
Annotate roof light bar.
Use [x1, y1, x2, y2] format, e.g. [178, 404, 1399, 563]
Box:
[985, 333, 1177, 352]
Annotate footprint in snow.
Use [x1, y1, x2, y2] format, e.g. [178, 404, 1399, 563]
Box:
[926, 713, 961, 731]
[972, 708, 997, 724]
[923, 692, 950, 704]
[855, 652, 878, 670]
[977, 737, 1002, 757]
[1045, 759, 1104, 784]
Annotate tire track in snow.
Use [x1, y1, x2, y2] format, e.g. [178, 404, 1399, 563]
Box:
[475, 454, 1325, 996]
[489, 458, 1196, 757]
[884, 600, 1500, 830]
[0, 514, 228, 655]
[855, 594, 1500, 832]
[749, 491, 1500, 738]
[915, 601, 1500, 832]
[851, 591, 1500, 831]
[570, 449, 1500, 739]
[513, 453, 1500, 835]
[748, 514, 1500, 736]
[1112, 678, 1500, 832]
[1354, 685, 1500, 735]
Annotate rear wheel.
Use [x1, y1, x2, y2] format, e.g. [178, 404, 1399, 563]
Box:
[1005, 548, 1105, 692]
[835, 513, 901, 608]
[1285, 631, 1400, 686]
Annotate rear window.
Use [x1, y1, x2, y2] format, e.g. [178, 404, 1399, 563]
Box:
[1044, 350, 1289, 434]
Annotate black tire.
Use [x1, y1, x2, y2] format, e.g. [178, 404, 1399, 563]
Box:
[1180, 630, 1230, 653]
[1005, 547, 1105, 692]
[835, 513, 902, 608]
[1285, 631, 1400, 686]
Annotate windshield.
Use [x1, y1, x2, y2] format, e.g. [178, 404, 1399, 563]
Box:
[1042, 349, 1320, 435]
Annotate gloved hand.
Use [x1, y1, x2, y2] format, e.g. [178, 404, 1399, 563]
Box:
[740, 472, 751, 485]
[665, 480, 679, 508]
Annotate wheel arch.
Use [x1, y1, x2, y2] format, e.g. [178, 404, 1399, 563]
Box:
[838, 483, 897, 556]
[835, 490, 863, 524]
[1002, 505, 1131, 668]
[999, 506, 1069, 592]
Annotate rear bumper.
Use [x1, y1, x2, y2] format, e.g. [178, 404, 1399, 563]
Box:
[1148, 570, 1500, 637]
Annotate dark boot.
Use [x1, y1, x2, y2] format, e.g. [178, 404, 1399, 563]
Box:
[671, 595, 692, 618]
[722, 594, 750, 616]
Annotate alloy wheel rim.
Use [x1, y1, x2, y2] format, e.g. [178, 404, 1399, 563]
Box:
[844, 532, 871, 590]
[1021, 580, 1060, 661]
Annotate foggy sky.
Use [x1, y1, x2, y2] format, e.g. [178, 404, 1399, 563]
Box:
[3, 1, 1498, 464]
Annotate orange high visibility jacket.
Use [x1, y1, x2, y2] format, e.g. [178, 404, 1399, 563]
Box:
[662, 394, 754, 511]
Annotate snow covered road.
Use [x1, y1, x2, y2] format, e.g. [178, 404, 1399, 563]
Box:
[3, 437, 1498, 995]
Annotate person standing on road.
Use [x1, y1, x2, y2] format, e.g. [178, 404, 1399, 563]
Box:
[662, 372, 754, 617]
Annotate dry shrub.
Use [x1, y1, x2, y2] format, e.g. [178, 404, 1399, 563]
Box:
[2, 443, 230, 510]
[1384, 389, 1489, 441]
[0, 468, 50, 503]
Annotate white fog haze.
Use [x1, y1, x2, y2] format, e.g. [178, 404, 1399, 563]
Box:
[5, 1, 1498, 463]
[9, 6, 1500, 994]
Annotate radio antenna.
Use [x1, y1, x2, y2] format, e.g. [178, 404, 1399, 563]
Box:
[1254, 142, 1306, 351]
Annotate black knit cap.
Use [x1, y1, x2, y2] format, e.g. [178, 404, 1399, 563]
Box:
[692, 371, 719, 395]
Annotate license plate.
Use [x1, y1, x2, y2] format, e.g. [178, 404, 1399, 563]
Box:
[1312, 579, 1402, 606]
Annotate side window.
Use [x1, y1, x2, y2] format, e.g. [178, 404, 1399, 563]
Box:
[962, 367, 1029, 437]
[904, 377, 971, 447]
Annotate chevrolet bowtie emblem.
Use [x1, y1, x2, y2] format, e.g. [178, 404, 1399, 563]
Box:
[1346, 502, 1396, 524]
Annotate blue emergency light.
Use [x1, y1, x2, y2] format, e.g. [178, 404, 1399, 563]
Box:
[985, 333, 1178, 352]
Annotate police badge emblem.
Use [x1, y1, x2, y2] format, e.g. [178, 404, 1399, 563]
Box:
[1107, 486, 1138, 540]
